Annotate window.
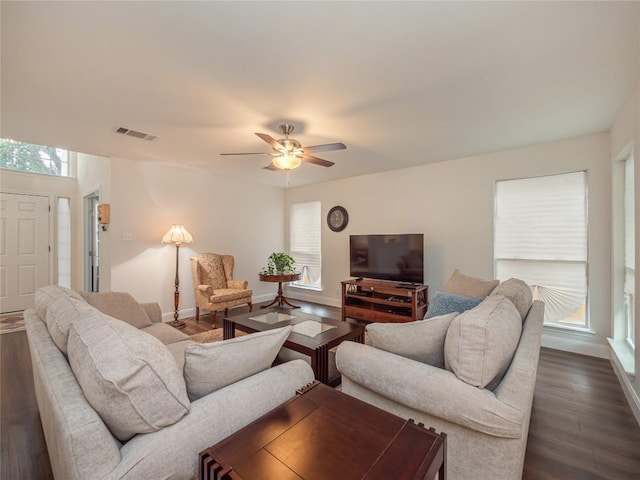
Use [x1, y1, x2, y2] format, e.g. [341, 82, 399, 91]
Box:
[0, 139, 69, 176]
[289, 201, 322, 290]
[494, 171, 588, 327]
[57, 197, 71, 288]
[624, 155, 635, 347]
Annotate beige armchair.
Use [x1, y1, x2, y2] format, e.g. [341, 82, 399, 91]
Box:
[190, 253, 253, 327]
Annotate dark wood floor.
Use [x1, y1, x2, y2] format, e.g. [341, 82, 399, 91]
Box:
[2, 300, 640, 479]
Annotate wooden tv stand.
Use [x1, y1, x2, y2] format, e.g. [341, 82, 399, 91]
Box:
[341, 279, 428, 323]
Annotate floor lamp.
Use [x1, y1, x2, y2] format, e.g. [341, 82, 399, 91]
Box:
[162, 224, 194, 329]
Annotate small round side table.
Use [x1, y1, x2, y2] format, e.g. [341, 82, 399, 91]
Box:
[258, 273, 302, 309]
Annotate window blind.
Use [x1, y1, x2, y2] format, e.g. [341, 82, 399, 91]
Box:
[495, 171, 588, 325]
[290, 201, 322, 289]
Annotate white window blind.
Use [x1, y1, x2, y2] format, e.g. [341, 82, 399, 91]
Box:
[290, 201, 322, 289]
[624, 155, 635, 346]
[495, 171, 588, 326]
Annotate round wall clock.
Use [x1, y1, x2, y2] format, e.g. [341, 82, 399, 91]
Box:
[327, 206, 349, 232]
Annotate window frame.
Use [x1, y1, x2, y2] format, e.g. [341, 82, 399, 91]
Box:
[289, 201, 322, 291]
[494, 170, 590, 330]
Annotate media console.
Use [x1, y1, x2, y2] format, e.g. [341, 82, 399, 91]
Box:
[341, 278, 429, 323]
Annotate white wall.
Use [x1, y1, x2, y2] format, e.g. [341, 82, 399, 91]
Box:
[105, 158, 285, 319]
[286, 133, 612, 356]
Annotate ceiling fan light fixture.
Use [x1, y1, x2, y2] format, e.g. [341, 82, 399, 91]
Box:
[273, 153, 302, 170]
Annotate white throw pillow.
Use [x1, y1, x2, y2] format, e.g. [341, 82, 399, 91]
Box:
[444, 295, 522, 390]
[366, 312, 458, 368]
[490, 278, 533, 321]
[80, 291, 153, 329]
[67, 309, 190, 441]
[443, 269, 500, 299]
[35, 285, 86, 321]
[183, 326, 291, 401]
[46, 295, 97, 354]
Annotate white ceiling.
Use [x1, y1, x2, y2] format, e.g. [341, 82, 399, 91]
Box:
[1, 1, 638, 188]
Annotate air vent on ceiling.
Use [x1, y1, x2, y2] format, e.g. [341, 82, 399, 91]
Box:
[116, 127, 157, 141]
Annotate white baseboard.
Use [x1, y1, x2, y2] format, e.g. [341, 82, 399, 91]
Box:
[608, 345, 640, 426]
[541, 332, 609, 358]
[161, 294, 276, 322]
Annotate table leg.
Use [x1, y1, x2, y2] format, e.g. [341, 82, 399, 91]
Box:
[311, 344, 329, 384]
[260, 281, 301, 309]
[223, 318, 235, 340]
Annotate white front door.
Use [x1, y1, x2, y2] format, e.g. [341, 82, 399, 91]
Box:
[0, 193, 50, 313]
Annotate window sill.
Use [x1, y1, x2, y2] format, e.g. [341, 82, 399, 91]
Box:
[607, 338, 636, 375]
[543, 323, 595, 335]
[289, 284, 322, 292]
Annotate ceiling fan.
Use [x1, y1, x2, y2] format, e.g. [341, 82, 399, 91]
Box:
[221, 124, 346, 170]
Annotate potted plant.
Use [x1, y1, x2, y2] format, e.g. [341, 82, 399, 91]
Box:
[260, 252, 297, 275]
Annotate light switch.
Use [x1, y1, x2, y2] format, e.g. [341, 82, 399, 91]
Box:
[122, 232, 133, 241]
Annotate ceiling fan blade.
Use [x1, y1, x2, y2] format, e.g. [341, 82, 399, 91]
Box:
[220, 152, 273, 156]
[301, 143, 347, 154]
[255, 133, 287, 153]
[301, 154, 335, 167]
[263, 163, 280, 171]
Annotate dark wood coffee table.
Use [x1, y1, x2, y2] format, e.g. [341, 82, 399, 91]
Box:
[199, 381, 446, 480]
[223, 308, 364, 387]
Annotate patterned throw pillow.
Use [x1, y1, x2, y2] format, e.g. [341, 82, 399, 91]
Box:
[425, 291, 483, 319]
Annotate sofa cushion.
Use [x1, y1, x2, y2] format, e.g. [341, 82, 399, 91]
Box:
[141, 323, 191, 345]
[45, 296, 97, 354]
[183, 326, 291, 401]
[444, 295, 522, 390]
[425, 291, 483, 319]
[67, 309, 190, 441]
[35, 285, 86, 321]
[80, 291, 153, 329]
[491, 278, 533, 321]
[366, 312, 458, 368]
[443, 269, 499, 299]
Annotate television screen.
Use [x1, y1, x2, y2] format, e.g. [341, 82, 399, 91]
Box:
[349, 234, 424, 284]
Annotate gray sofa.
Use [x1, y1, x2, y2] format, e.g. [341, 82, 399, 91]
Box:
[25, 286, 314, 480]
[336, 280, 544, 480]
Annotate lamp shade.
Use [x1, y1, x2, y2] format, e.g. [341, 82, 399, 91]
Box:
[273, 153, 302, 170]
[161, 224, 194, 245]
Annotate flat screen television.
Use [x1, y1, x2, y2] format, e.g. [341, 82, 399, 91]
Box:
[349, 234, 424, 284]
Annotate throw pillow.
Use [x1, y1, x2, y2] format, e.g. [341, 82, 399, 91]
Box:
[67, 309, 190, 441]
[491, 278, 533, 321]
[35, 285, 86, 321]
[46, 295, 97, 354]
[183, 326, 292, 401]
[366, 312, 458, 368]
[425, 291, 483, 319]
[80, 291, 153, 329]
[443, 269, 499, 299]
[444, 294, 522, 390]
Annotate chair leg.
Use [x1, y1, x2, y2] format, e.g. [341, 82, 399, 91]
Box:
[211, 310, 217, 329]
[248, 302, 253, 312]
[224, 308, 229, 316]
[195, 307, 200, 322]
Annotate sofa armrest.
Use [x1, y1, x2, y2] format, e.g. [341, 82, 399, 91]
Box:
[336, 341, 524, 438]
[141, 303, 162, 323]
[226, 280, 248, 290]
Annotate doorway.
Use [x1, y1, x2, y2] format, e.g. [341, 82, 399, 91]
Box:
[84, 192, 100, 292]
[0, 192, 50, 313]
